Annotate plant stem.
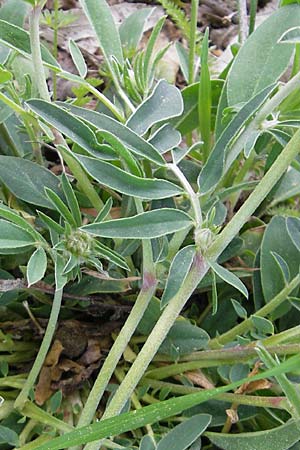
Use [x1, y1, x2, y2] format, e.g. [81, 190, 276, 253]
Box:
[52, 0, 59, 101]
[14, 288, 63, 410]
[30, 4, 50, 102]
[79, 200, 156, 433]
[141, 379, 289, 410]
[100, 252, 208, 420]
[207, 127, 300, 261]
[209, 273, 300, 348]
[188, 0, 199, 84]
[237, 0, 248, 44]
[58, 145, 104, 211]
[168, 163, 202, 228]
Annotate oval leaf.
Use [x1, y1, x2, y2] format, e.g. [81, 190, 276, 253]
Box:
[227, 4, 300, 105]
[208, 261, 248, 298]
[126, 80, 183, 136]
[76, 155, 183, 200]
[157, 414, 211, 450]
[81, 209, 193, 239]
[206, 419, 300, 450]
[261, 216, 299, 302]
[0, 156, 62, 208]
[0, 219, 35, 251]
[27, 247, 47, 286]
[69, 39, 87, 78]
[161, 245, 196, 308]
[278, 26, 300, 44]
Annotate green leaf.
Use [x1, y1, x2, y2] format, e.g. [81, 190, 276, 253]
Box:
[94, 242, 129, 271]
[172, 79, 224, 136]
[286, 217, 300, 251]
[149, 124, 181, 154]
[206, 419, 300, 450]
[38, 211, 65, 235]
[227, 4, 300, 105]
[142, 15, 165, 88]
[156, 414, 211, 450]
[49, 390, 63, 414]
[0, 203, 43, 241]
[231, 298, 247, 319]
[271, 251, 290, 283]
[198, 28, 211, 160]
[0, 425, 19, 446]
[45, 188, 77, 228]
[0, 66, 12, 83]
[278, 26, 300, 44]
[0, 19, 60, 69]
[76, 155, 183, 200]
[0, 156, 63, 209]
[68, 39, 87, 78]
[119, 8, 154, 53]
[61, 173, 82, 227]
[95, 197, 113, 222]
[81, 209, 193, 239]
[0, 219, 35, 252]
[27, 100, 115, 159]
[55, 255, 68, 290]
[261, 216, 299, 302]
[56, 103, 165, 166]
[175, 42, 189, 83]
[27, 247, 47, 287]
[252, 315, 274, 335]
[198, 83, 276, 194]
[126, 80, 183, 136]
[161, 245, 196, 309]
[208, 261, 248, 298]
[159, 320, 210, 356]
[79, 0, 124, 73]
[31, 354, 300, 450]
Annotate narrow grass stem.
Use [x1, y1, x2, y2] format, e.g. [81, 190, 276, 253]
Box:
[249, 0, 258, 35]
[237, 0, 248, 44]
[141, 379, 289, 410]
[209, 273, 300, 348]
[188, 0, 199, 84]
[79, 200, 156, 432]
[14, 288, 63, 410]
[100, 252, 209, 420]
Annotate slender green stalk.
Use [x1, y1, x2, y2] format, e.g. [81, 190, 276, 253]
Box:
[156, 343, 300, 362]
[30, 3, 50, 102]
[141, 379, 289, 410]
[52, 0, 59, 101]
[22, 401, 73, 433]
[263, 325, 300, 346]
[209, 274, 300, 348]
[237, 0, 248, 44]
[168, 163, 202, 227]
[79, 200, 156, 433]
[188, 0, 199, 84]
[100, 252, 209, 419]
[14, 288, 63, 410]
